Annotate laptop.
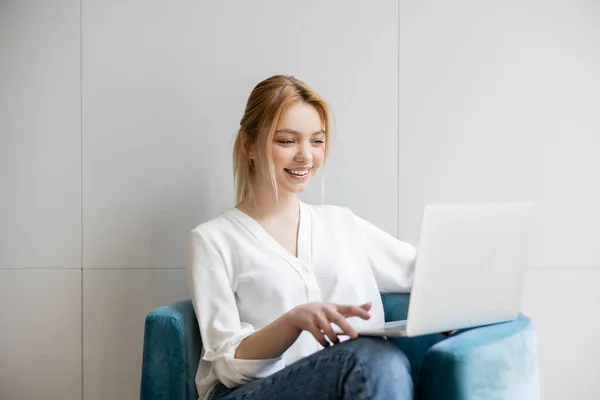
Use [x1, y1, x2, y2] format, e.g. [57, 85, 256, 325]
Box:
[339, 203, 533, 337]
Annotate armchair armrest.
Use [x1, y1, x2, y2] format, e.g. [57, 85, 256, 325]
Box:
[140, 300, 201, 400]
[381, 293, 540, 399]
[417, 312, 540, 400]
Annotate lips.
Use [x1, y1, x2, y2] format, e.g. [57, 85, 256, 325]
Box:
[284, 167, 312, 178]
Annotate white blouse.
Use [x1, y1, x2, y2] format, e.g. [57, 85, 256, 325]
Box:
[187, 201, 417, 400]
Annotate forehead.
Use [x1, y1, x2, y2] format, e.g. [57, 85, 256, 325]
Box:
[276, 101, 323, 133]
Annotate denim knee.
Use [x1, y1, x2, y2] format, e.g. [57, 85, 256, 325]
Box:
[337, 337, 413, 399]
[349, 337, 411, 379]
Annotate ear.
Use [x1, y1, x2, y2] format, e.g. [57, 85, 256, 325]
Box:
[241, 131, 253, 158]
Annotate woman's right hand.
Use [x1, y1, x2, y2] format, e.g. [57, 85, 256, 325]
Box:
[285, 301, 372, 347]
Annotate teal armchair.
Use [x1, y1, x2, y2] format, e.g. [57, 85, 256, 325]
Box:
[140, 293, 540, 399]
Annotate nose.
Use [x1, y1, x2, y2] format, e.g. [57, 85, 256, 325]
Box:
[295, 140, 313, 163]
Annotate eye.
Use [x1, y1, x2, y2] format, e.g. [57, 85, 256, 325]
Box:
[278, 140, 294, 145]
[313, 139, 325, 145]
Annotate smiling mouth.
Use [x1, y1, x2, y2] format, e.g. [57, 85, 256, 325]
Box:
[284, 167, 311, 177]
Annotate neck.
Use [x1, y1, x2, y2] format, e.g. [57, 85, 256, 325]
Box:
[238, 179, 299, 220]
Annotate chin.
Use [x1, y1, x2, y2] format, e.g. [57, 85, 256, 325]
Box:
[277, 173, 313, 194]
[282, 184, 308, 194]
[279, 180, 311, 195]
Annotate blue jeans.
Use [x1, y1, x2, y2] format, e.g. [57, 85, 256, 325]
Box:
[209, 337, 413, 400]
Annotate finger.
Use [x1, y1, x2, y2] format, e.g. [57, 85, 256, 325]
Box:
[336, 304, 371, 320]
[315, 314, 340, 345]
[360, 302, 372, 311]
[336, 304, 369, 317]
[326, 309, 358, 339]
[306, 324, 330, 348]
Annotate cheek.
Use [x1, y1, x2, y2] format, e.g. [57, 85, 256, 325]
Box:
[312, 148, 325, 165]
[271, 147, 293, 168]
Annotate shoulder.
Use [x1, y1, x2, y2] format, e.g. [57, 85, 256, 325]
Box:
[189, 209, 241, 246]
[303, 202, 358, 226]
[304, 202, 390, 236]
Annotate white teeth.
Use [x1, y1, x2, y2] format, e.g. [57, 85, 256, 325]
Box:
[287, 169, 309, 176]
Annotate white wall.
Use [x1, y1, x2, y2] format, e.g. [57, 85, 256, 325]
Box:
[1, 0, 398, 399]
[1, 0, 598, 399]
[1, 1, 82, 399]
[398, 1, 600, 399]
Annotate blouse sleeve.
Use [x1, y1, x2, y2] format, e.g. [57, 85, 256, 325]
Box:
[187, 229, 286, 388]
[350, 210, 417, 293]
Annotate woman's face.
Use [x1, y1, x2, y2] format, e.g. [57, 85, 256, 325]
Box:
[258, 101, 325, 195]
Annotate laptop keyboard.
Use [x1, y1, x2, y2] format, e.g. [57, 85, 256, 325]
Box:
[384, 320, 407, 329]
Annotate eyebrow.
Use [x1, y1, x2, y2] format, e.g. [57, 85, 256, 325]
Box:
[275, 128, 325, 135]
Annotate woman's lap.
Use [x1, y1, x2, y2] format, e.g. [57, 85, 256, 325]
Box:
[209, 337, 413, 400]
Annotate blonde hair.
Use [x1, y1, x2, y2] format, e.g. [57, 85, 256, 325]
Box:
[233, 75, 331, 204]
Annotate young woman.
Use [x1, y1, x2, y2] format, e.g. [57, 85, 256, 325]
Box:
[188, 75, 416, 400]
